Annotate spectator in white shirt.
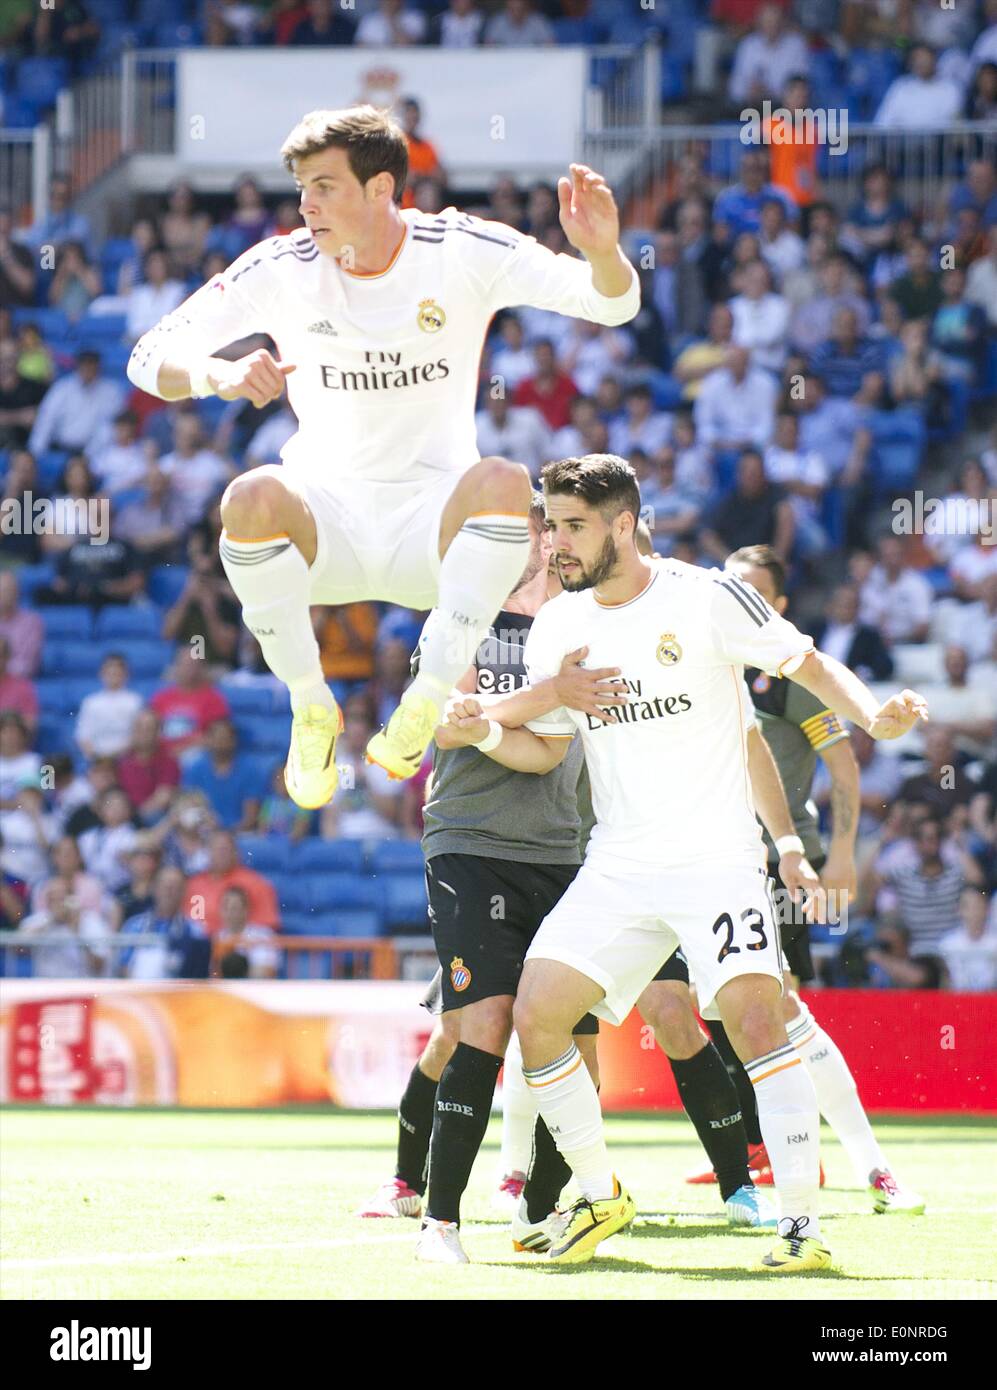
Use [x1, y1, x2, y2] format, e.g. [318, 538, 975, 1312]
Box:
[728, 4, 810, 106]
[124, 249, 185, 344]
[0, 784, 55, 885]
[548, 395, 598, 461]
[88, 410, 150, 496]
[158, 411, 234, 526]
[489, 314, 535, 394]
[474, 394, 551, 478]
[923, 459, 995, 565]
[950, 572, 997, 666]
[27, 352, 126, 458]
[75, 653, 143, 761]
[859, 534, 935, 644]
[729, 258, 791, 374]
[434, 0, 485, 47]
[608, 384, 673, 459]
[694, 347, 778, 455]
[245, 407, 297, 470]
[758, 196, 806, 284]
[669, 412, 714, 501]
[216, 884, 280, 979]
[355, 0, 426, 46]
[0, 713, 42, 807]
[875, 44, 962, 128]
[763, 411, 829, 552]
[940, 889, 997, 993]
[484, 0, 554, 46]
[559, 319, 632, 397]
[965, 225, 997, 329]
[20, 877, 110, 979]
[79, 788, 138, 894]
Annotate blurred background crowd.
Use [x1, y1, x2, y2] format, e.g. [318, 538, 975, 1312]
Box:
[1, 0, 994, 988]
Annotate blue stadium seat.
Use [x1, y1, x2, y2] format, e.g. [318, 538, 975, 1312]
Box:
[234, 714, 291, 755]
[381, 873, 430, 930]
[43, 642, 104, 677]
[292, 909, 381, 938]
[869, 407, 926, 496]
[292, 839, 366, 875]
[97, 639, 173, 678]
[1, 96, 40, 129]
[34, 716, 75, 756]
[11, 307, 72, 337]
[218, 684, 277, 717]
[147, 565, 189, 607]
[11, 563, 55, 600]
[96, 345, 133, 376]
[553, 18, 608, 44]
[14, 57, 68, 109]
[94, 605, 164, 641]
[39, 605, 94, 641]
[304, 874, 383, 911]
[236, 834, 290, 876]
[76, 313, 127, 344]
[36, 450, 71, 490]
[368, 840, 426, 875]
[34, 676, 99, 714]
[154, 22, 202, 46]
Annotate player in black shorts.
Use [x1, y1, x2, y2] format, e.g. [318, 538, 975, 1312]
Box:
[684, 547, 924, 1214]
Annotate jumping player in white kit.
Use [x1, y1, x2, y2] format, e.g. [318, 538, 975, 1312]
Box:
[126, 105, 639, 808]
[443, 453, 929, 1272]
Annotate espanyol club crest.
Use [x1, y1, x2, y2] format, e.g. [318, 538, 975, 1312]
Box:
[450, 957, 471, 992]
[417, 298, 446, 333]
[753, 672, 771, 694]
[656, 632, 682, 666]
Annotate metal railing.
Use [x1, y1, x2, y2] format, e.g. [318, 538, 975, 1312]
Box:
[0, 126, 51, 225]
[582, 120, 997, 222]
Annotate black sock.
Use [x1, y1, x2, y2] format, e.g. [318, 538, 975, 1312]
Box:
[670, 1041, 751, 1203]
[395, 1062, 438, 1195]
[524, 1114, 572, 1223]
[425, 1043, 503, 1224]
[706, 1019, 763, 1146]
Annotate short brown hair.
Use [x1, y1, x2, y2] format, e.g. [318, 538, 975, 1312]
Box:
[280, 106, 409, 204]
[541, 454, 641, 529]
[726, 544, 787, 599]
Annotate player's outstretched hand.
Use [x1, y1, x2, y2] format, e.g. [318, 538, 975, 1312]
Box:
[444, 697, 491, 747]
[867, 689, 929, 741]
[780, 851, 824, 923]
[554, 646, 628, 721]
[558, 164, 621, 258]
[206, 349, 296, 408]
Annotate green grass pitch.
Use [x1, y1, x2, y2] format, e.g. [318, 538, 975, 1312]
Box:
[2, 1109, 995, 1301]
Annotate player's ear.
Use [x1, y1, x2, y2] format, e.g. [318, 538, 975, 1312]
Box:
[367, 171, 396, 204]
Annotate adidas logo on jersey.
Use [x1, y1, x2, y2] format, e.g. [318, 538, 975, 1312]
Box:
[307, 319, 338, 335]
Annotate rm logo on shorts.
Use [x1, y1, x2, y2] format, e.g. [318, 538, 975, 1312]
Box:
[450, 956, 472, 992]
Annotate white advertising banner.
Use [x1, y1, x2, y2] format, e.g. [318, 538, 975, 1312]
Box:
[176, 49, 588, 175]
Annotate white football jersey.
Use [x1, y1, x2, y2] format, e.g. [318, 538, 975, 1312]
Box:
[127, 207, 640, 485]
[523, 559, 815, 872]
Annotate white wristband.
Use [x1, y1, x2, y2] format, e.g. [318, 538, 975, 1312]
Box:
[188, 363, 217, 399]
[775, 834, 805, 858]
[475, 720, 504, 754]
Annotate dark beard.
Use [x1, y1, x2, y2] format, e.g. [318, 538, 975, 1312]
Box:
[559, 535, 618, 591]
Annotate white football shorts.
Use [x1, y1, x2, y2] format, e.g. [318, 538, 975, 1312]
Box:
[265, 465, 466, 609]
[525, 852, 785, 1026]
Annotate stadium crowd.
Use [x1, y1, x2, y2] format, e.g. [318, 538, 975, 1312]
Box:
[1, 0, 995, 989]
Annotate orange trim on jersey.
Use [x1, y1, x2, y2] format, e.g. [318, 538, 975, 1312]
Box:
[341, 226, 408, 279]
[792, 1029, 818, 1049]
[777, 644, 815, 678]
[749, 1056, 802, 1086]
[525, 1054, 584, 1088]
[468, 510, 530, 519]
[224, 532, 291, 544]
[593, 564, 659, 609]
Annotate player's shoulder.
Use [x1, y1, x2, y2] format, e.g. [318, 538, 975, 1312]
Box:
[528, 587, 587, 642]
[228, 230, 319, 285]
[406, 205, 523, 256]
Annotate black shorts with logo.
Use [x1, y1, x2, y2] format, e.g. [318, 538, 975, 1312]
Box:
[423, 853, 598, 1034]
[649, 859, 824, 989]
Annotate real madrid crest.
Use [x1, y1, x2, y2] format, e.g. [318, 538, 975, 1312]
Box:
[450, 956, 471, 992]
[656, 632, 682, 666]
[417, 298, 446, 333]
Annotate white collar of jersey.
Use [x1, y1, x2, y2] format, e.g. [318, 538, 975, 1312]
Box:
[592, 561, 660, 609]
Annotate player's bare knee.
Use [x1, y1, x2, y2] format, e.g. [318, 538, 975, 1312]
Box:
[732, 1004, 787, 1064]
[475, 455, 532, 512]
[459, 995, 513, 1055]
[639, 985, 703, 1060]
[220, 471, 293, 537]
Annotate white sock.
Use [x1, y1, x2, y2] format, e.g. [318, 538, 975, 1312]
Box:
[499, 1031, 535, 1177]
[412, 514, 530, 706]
[746, 1043, 822, 1240]
[523, 1043, 614, 1202]
[219, 531, 333, 712]
[787, 1002, 888, 1186]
